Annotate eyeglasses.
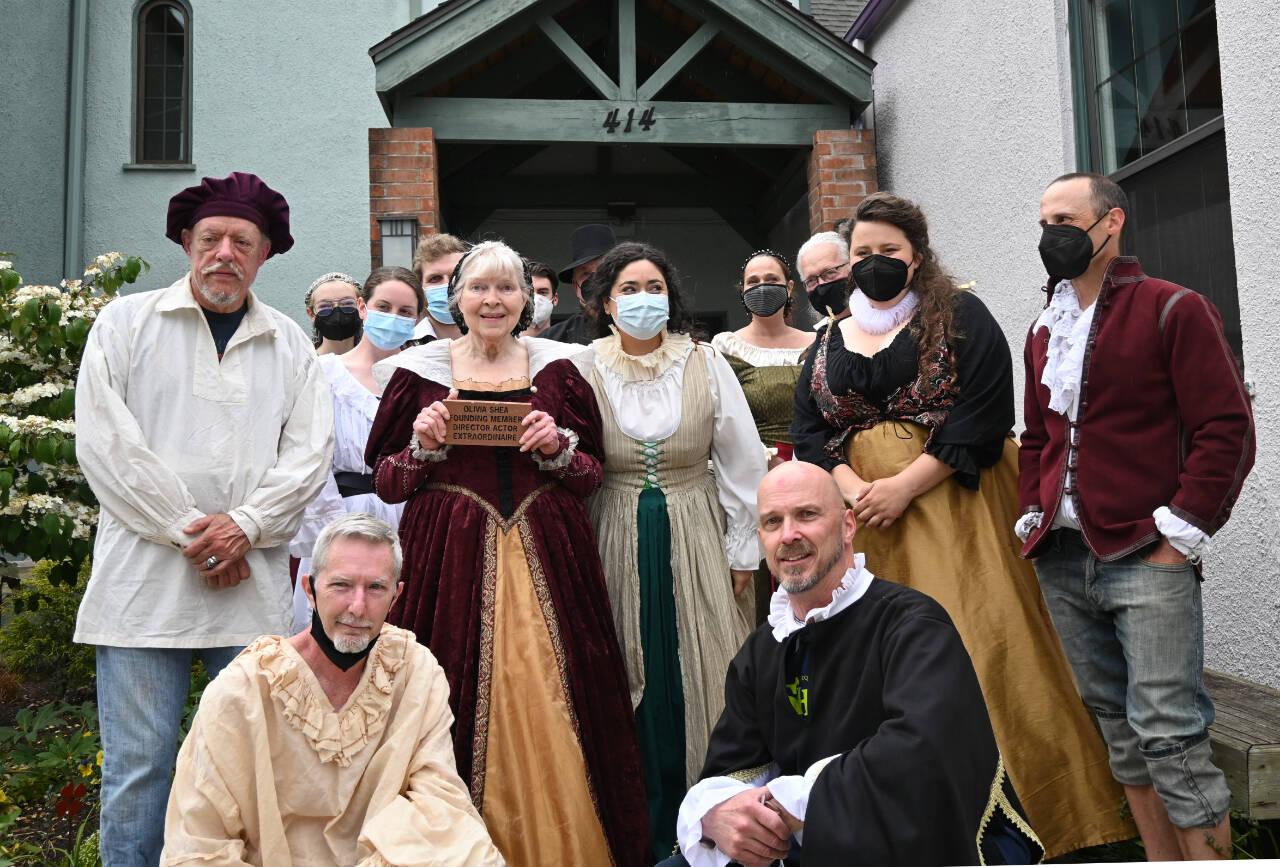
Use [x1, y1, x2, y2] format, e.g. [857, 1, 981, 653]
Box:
[314, 299, 359, 316]
[802, 265, 849, 290]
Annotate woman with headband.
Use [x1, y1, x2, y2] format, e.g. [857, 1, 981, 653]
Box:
[364, 241, 648, 867]
[289, 267, 425, 631]
[711, 249, 814, 468]
[303, 271, 363, 354]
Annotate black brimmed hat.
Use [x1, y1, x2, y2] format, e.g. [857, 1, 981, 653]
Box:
[558, 224, 617, 283]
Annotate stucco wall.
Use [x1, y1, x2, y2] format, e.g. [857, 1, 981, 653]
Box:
[866, 0, 1076, 418]
[1206, 0, 1280, 688]
[867, 0, 1278, 687]
[79, 1, 407, 323]
[0, 2, 71, 282]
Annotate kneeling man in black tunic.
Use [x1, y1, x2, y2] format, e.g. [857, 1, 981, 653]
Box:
[663, 462, 1044, 867]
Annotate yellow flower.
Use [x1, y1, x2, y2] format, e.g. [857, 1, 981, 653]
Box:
[0, 789, 7, 803]
[79, 763, 93, 777]
[96, 750, 104, 767]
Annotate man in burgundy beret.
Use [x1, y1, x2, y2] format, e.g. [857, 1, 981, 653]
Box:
[73, 172, 334, 866]
[1018, 172, 1254, 861]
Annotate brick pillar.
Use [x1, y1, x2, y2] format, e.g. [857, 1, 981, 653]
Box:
[806, 129, 877, 233]
[369, 127, 440, 268]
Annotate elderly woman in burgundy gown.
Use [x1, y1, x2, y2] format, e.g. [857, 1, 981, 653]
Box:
[365, 240, 648, 867]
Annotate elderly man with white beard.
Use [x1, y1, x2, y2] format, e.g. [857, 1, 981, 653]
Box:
[661, 462, 1044, 867]
[74, 171, 334, 867]
[162, 513, 504, 865]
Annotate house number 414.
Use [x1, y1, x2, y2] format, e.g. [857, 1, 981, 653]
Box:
[603, 107, 656, 133]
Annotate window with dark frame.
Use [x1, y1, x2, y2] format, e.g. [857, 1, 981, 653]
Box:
[1069, 0, 1241, 363]
[135, 0, 190, 164]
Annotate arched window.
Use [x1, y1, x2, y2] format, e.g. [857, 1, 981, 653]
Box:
[134, 0, 190, 163]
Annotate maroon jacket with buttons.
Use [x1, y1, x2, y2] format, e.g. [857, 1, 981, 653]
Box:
[1018, 257, 1254, 562]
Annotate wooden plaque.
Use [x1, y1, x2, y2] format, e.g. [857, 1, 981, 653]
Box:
[442, 399, 533, 447]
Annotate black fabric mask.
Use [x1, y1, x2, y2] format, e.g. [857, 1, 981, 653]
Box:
[742, 283, 789, 318]
[314, 307, 361, 341]
[1038, 214, 1109, 280]
[808, 278, 849, 318]
[851, 254, 911, 303]
[308, 576, 378, 672]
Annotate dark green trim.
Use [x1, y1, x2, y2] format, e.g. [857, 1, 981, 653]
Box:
[1067, 0, 1092, 171]
[393, 97, 850, 145]
[636, 21, 718, 101]
[538, 14, 619, 99]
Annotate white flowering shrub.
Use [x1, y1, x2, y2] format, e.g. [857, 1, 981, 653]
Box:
[0, 253, 147, 598]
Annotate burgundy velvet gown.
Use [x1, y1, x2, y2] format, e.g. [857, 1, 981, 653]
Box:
[365, 346, 648, 867]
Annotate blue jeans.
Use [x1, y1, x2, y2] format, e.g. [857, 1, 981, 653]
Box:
[1033, 530, 1231, 828]
[96, 645, 242, 867]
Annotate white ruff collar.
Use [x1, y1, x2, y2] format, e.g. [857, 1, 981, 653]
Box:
[847, 289, 919, 335]
[768, 556, 874, 642]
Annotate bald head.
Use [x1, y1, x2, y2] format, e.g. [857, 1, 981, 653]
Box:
[757, 462, 856, 603]
[759, 462, 845, 514]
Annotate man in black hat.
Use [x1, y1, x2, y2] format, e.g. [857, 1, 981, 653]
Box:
[73, 171, 334, 867]
[543, 223, 617, 345]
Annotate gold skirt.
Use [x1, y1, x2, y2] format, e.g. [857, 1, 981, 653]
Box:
[847, 421, 1135, 858]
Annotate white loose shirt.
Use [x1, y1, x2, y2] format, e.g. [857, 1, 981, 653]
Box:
[73, 275, 334, 648]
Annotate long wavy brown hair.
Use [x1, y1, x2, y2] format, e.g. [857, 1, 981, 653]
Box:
[847, 192, 962, 375]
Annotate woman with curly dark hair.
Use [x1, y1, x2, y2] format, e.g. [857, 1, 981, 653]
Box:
[583, 242, 766, 860]
[792, 193, 1133, 858]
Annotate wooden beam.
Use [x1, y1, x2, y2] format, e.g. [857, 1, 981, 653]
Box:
[637, 21, 719, 102]
[538, 15, 619, 100]
[618, 0, 637, 100]
[394, 97, 850, 146]
[372, 0, 548, 99]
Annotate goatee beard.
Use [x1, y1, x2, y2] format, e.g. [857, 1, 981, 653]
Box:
[778, 536, 844, 595]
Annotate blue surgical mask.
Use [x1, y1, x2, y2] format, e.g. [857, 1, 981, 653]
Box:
[425, 283, 452, 325]
[363, 310, 417, 350]
[613, 293, 669, 340]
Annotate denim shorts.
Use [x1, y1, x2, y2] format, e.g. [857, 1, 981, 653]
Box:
[1033, 529, 1231, 828]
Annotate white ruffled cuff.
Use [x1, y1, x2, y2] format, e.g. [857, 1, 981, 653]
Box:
[725, 522, 763, 571]
[531, 426, 578, 471]
[676, 775, 762, 867]
[764, 754, 839, 848]
[1014, 510, 1043, 542]
[1153, 506, 1210, 564]
[409, 433, 451, 463]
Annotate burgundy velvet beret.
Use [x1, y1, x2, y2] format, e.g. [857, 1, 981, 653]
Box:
[165, 171, 294, 257]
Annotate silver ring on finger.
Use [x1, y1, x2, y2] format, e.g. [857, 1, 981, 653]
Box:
[205, 555, 219, 569]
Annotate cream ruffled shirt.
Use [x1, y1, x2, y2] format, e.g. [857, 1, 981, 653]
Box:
[592, 329, 765, 569]
[162, 625, 504, 866]
[73, 275, 334, 648]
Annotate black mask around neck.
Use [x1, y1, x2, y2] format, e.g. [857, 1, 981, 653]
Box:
[1038, 213, 1110, 280]
[308, 576, 378, 672]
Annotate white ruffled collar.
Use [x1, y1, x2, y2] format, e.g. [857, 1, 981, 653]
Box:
[1034, 280, 1096, 418]
[371, 335, 594, 390]
[847, 288, 919, 335]
[768, 556, 874, 642]
[710, 331, 807, 367]
[590, 328, 694, 382]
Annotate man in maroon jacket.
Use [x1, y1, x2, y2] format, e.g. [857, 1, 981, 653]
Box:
[1018, 173, 1253, 861]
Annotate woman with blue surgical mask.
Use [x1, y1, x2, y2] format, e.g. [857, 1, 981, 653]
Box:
[582, 242, 767, 861]
[287, 266, 424, 632]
